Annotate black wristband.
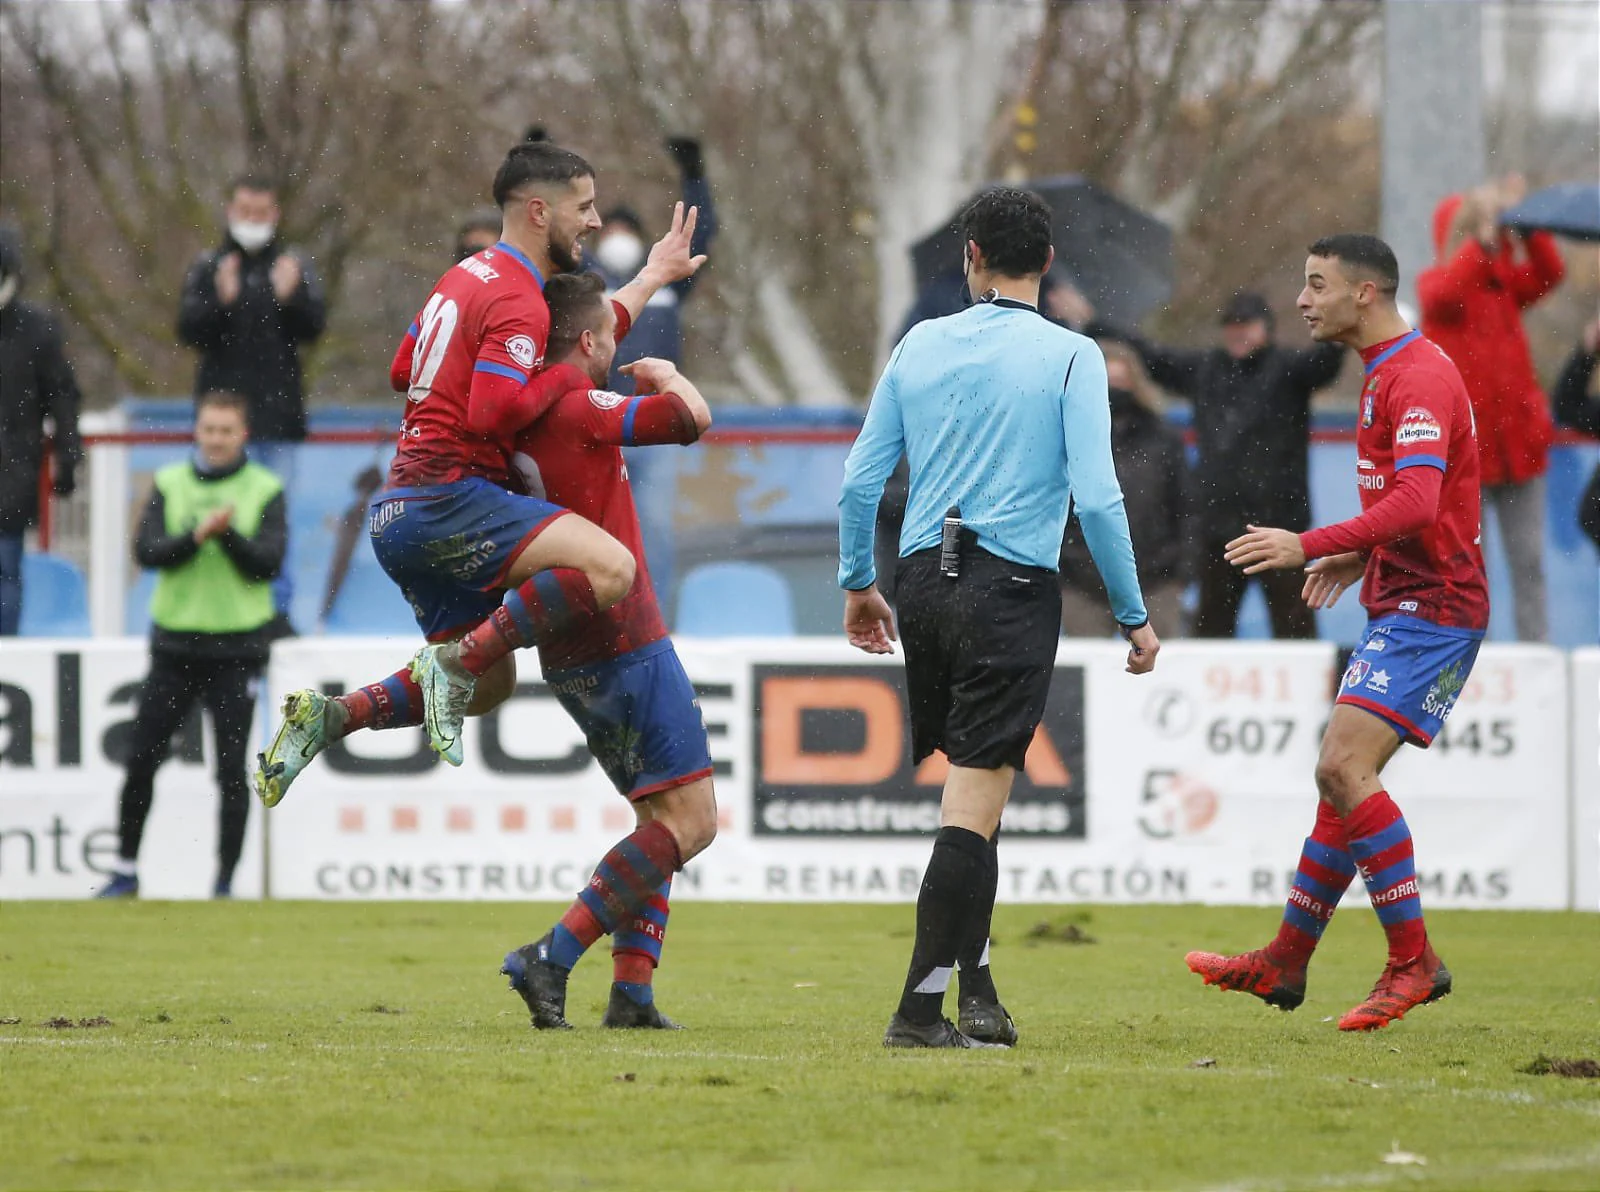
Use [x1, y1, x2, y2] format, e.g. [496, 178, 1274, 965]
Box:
[1118, 619, 1149, 641]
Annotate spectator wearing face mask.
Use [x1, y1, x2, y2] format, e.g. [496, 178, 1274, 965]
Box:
[177, 172, 326, 631]
[0, 224, 83, 636]
[587, 137, 717, 390]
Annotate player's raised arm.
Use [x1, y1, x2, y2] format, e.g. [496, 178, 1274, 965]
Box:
[609, 202, 707, 326]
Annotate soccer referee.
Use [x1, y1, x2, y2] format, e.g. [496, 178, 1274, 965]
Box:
[838, 188, 1160, 1049]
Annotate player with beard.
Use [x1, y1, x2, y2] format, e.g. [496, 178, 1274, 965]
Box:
[494, 271, 714, 1028]
[255, 141, 705, 806]
[1186, 234, 1485, 1031]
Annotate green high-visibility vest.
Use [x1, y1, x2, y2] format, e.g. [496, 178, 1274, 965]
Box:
[148, 460, 282, 635]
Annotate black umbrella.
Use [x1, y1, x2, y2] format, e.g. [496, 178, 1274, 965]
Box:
[1502, 181, 1600, 242]
[910, 174, 1173, 327]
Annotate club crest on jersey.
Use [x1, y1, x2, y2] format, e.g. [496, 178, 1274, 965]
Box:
[1360, 378, 1378, 428]
[506, 335, 537, 370]
[588, 389, 628, 410]
[1395, 407, 1442, 446]
[1343, 659, 1370, 689]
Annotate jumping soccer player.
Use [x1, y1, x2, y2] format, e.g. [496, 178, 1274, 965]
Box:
[1186, 234, 1484, 1031]
[493, 271, 715, 1029]
[254, 141, 705, 805]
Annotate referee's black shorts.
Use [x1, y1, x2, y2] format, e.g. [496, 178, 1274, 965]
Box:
[893, 545, 1062, 772]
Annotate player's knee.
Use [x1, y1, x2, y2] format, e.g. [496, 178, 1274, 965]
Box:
[1313, 749, 1358, 805]
[659, 791, 717, 862]
[589, 548, 635, 610]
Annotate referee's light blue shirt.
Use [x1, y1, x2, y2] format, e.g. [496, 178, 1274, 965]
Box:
[838, 300, 1146, 627]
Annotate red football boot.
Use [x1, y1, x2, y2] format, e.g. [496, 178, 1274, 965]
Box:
[1337, 945, 1452, 1031]
[1184, 948, 1306, 1011]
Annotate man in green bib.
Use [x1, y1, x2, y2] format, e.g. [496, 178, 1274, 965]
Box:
[96, 391, 286, 898]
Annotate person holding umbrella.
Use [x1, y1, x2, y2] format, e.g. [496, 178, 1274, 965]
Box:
[1419, 175, 1566, 642]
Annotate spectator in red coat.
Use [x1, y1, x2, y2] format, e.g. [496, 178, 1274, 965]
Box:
[1418, 176, 1565, 641]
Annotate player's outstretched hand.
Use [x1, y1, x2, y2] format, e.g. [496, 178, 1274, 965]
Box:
[1302, 552, 1365, 610]
[1224, 524, 1306, 575]
[1125, 623, 1159, 675]
[643, 201, 708, 287]
[620, 357, 679, 395]
[844, 586, 897, 655]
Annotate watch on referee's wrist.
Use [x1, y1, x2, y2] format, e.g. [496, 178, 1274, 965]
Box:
[1118, 619, 1149, 642]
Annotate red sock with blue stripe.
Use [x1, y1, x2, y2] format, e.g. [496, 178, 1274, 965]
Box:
[1344, 790, 1429, 965]
[612, 878, 672, 1006]
[455, 569, 600, 677]
[545, 820, 682, 971]
[333, 669, 424, 733]
[1265, 800, 1357, 971]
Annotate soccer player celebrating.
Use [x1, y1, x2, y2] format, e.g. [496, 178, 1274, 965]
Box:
[495, 271, 715, 1029]
[1186, 234, 1484, 1031]
[255, 141, 705, 804]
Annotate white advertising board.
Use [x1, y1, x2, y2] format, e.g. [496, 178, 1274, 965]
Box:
[0, 640, 265, 898]
[259, 637, 1576, 909]
[1571, 649, 1600, 912]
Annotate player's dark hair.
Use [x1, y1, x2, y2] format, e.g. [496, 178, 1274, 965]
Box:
[196, 389, 250, 423]
[545, 271, 610, 361]
[959, 187, 1053, 279]
[1308, 234, 1400, 294]
[228, 173, 277, 198]
[492, 141, 595, 207]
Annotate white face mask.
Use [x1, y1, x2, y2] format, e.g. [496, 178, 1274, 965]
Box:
[594, 231, 645, 278]
[229, 220, 276, 253]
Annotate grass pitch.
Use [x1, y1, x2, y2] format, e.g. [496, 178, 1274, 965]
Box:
[3, 901, 1597, 1191]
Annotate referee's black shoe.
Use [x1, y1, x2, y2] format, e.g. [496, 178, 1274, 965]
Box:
[883, 1014, 1005, 1049]
[958, 996, 1018, 1047]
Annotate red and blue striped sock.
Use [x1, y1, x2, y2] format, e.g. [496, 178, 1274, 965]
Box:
[1344, 790, 1429, 965]
[456, 569, 599, 677]
[333, 668, 423, 733]
[1266, 800, 1356, 971]
[612, 878, 672, 1006]
[546, 820, 682, 971]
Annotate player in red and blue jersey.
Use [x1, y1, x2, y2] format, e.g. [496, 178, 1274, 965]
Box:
[254, 141, 706, 806]
[489, 272, 715, 1030]
[1186, 234, 1484, 1031]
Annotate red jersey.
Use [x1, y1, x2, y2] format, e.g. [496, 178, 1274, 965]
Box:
[1301, 330, 1488, 630]
[510, 364, 702, 670]
[385, 243, 633, 490]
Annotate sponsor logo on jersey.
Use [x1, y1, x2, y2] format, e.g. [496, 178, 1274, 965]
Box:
[1343, 659, 1370, 689]
[588, 389, 628, 410]
[506, 335, 537, 369]
[1399, 600, 1418, 612]
[1395, 406, 1443, 446]
[1362, 636, 1387, 653]
[1364, 668, 1391, 695]
[1421, 658, 1467, 718]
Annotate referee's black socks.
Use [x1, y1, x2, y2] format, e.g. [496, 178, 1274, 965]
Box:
[897, 826, 992, 1027]
[956, 831, 1001, 1005]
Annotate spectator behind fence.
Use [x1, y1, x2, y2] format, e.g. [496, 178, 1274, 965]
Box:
[587, 137, 717, 390]
[96, 391, 286, 900]
[0, 224, 82, 636]
[1059, 340, 1190, 639]
[1419, 176, 1566, 641]
[1552, 317, 1600, 550]
[1091, 289, 1343, 640]
[454, 208, 501, 262]
[177, 173, 325, 630]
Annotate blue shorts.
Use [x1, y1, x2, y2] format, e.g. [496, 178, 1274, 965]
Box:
[1336, 614, 1483, 747]
[368, 478, 567, 641]
[545, 640, 713, 801]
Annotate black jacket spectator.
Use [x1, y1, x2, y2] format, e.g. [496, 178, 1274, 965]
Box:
[0, 230, 82, 536]
[1060, 388, 1188, 596]
[177, 233, 326, 441]
[1552, 328, 1600, 548]
[1110, 332, 1343, 536]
